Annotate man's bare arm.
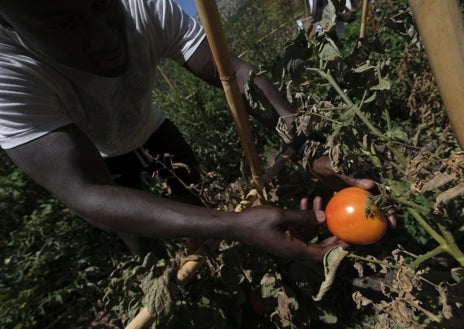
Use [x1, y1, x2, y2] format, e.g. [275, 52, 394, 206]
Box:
[185, 39, 295, 130]
[5, 124, 335, 260]
[5, 125, 234, 238]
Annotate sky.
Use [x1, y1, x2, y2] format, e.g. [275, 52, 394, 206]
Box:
[174, 0, 198, 17]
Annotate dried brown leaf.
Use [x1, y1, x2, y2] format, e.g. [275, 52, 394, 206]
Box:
[276, 291, 296, 321]
[435, 182, 464, 210]
[421, 172, 456, 193]
[437, 282, 453, 320]
[352, 291, 373, 309]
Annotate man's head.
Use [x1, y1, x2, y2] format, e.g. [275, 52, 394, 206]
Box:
[0, 0, 129, 77]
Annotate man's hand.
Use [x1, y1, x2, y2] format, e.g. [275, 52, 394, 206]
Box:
[311, 155, 396, 227]
[311, 155, 375, 191]
[234, 197, 348, 261]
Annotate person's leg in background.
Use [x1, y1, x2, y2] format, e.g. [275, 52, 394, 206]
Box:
[104, 119, 203, 256]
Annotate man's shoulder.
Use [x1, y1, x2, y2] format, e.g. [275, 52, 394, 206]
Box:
[121, 0, 187, 27]
[0, 38, 67, 99]
[0, 41, 54, 81]
[0, 31, 44, 68]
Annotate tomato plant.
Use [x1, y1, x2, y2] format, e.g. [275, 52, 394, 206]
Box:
[325, 187, 388, 245]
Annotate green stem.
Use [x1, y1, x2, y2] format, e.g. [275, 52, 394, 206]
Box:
[312, 68, 409, 168]
[408, 246, 446, 270]
[404, 299, 442, 323]
[386, 142, 409, 169]
[407, 207, 446, 246]
[408, 208, 464, 267]
[438, 223, 464, 266]
[394, 196, 430, 214]
[324, 71, 384, 139]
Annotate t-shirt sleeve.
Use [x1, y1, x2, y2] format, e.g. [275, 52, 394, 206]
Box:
[144, 0, 206, 64]
[0, 56, 71, 149]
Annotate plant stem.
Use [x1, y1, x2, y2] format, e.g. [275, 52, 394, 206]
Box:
[312, 68, 409, 168]
[437, 223, 464, 266]
[394, 195, 430, 214]
[407, 207, 446, 246]
[402, 297, 442, 323]
[348, 253, 401, 270]
[408, 246, 446, 270]
[407, 208, 464, 267]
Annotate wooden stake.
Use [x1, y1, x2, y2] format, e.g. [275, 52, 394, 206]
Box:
[194, 0, 265, 192]
[359, 0, 369, 39]
[124, 307, 154, 329]
[409, 0, 464, 149]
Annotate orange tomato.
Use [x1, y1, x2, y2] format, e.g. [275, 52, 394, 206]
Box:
[325, 187, 387, 245]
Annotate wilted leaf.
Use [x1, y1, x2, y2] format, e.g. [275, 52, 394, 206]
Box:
[435, 182, 464, 210]
[313, 246, 348, 301]
[260, 273, 281, 298]
[353, 261, 364, 277]
[437, 282, 453, 320]
[352, 291, 373, 309]
[421, 172, 456, 193]
[276, 291, 297, 321]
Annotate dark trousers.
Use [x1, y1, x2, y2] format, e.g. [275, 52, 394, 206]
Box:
[105, 119, 201, 193]
[104, 119, 202, 256]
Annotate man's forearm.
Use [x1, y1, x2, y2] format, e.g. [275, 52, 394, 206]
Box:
[232, 56, 296, 131]
[69, 184, 236, 240]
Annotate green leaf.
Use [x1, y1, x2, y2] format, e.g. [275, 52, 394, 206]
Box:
[318, 36, 342, 62]
[319, 0, 337, 32]
[371, 77, 391, 91]
[141, 266, 178, 324]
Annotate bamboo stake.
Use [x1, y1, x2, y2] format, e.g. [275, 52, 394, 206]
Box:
[194, 0, 265, 192]
[124, 307, 154, 329]
[409, 0, 464, 149]
[359, 0, 369, 39]
[235, 147, 296, 212]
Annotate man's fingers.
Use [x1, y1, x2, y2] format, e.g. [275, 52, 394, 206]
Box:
[300, 197, 309, 211]
[312, 196, 322, 211]
[321, 236, 350, 249]
[341, 175, 375, 190]
[386, 208, 397, 228]
[303, 238, 349, 261]
[312, 156, 376, 191]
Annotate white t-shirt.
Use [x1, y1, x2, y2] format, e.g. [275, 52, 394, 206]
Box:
[0, 0, 205, 157]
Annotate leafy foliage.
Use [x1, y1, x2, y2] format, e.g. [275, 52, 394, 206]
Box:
[0, 152, 127, 328]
